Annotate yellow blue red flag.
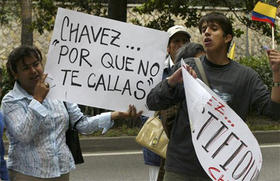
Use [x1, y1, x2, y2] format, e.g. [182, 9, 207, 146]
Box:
[252, 1, 277, 26]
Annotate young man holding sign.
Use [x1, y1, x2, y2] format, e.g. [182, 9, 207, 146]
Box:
[147, 12, 280, 181]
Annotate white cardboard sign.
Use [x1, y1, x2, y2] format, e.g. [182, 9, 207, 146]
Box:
[45, 8, 168, 116]
[181, 60, 262, 181]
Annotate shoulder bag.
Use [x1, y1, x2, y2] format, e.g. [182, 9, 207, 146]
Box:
[136, 112, 169, 158]
[136, 58, 209, 159]
[64, 102, 84, 164]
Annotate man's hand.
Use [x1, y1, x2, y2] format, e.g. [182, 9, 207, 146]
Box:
[267, 49, 280, 103]
[267, 49, 280, 74]
[167, 65, 197, 88]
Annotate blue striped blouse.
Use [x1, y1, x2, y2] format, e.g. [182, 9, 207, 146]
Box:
[1, 82, 113, 178]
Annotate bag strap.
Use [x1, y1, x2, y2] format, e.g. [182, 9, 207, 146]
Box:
[154, 111, 159, 117]
[194, 57, 210, 87]
[63, 102, 83, 129]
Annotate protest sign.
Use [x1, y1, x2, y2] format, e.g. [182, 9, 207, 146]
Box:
[181, 60, 262, 181]
[45, 8, 168, 116]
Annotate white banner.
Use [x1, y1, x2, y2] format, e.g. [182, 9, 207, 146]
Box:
[181, 60, 262, 181]
[45, 8, 168, 116]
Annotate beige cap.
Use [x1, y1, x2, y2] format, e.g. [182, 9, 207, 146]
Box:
[167, 25, 191, 40]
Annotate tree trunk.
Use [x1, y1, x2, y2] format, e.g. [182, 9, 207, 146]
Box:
[19, 0, 33, 46]
[108, 0, 127, 22]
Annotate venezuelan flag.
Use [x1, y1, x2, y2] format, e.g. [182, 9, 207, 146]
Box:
[252, 1, 277, 26]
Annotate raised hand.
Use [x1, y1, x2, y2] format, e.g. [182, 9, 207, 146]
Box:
[33, 74, 50, 103]
[267, 49, 280, 74]
[167, 65, 197, 88]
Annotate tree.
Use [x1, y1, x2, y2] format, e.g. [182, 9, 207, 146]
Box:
[0, 0, 126, 44]
[108, 0, 127, 22]
[32, 0, 107, 34]
[19, 0, 33, 45]
[0, 0, 19, 24]
[0, 0, 33, 45]
[131, 0, 280, 43]
[1, 0, 279, 43]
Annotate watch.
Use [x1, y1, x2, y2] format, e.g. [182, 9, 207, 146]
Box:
[272, 82, 280, 87]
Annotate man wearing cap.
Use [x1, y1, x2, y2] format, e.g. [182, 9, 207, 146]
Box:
[141, 25, 191, 181]
[164, 25, 191, 79]
[160, 25, 191, 138]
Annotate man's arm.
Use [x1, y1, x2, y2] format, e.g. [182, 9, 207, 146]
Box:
[146, 64, 197, 111]
[267, 49, 280, 103]
[146, 78, 181, 111]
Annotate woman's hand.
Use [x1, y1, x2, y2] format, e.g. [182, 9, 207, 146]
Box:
[111, 105, 143, 120]
[33, 74, 50, 103]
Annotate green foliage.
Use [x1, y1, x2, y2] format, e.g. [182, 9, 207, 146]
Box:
[1, 0, 279, 42]
[0, 0, 107, 34]
[132, 0, 202, 31]
[132, 0, 246, 35]
[132, 0, 280, 43]
[0, 0, 19, 24]
[247, 112, 280, 131]
[32, 0, 106, 34]
[237, 55, 273, 90]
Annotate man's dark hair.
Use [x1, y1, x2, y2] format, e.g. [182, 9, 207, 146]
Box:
[198, 12, 234, 51]
[175, 42, 205, 63]
[6, 45, 42, 81]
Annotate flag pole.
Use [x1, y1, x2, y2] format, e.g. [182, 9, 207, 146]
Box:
[272, 25, 275, 49]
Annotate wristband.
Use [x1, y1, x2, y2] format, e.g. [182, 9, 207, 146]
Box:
[272, 82, 280, 87]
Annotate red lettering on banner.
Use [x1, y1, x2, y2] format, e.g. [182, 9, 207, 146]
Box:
[209, 167, 220, 180]
[207, 96, 226, 115]
[207, 98, 213, 106]
[215, 102, 225, 115]
[208, 167, 229, 181]
[195, 83, 260, 181]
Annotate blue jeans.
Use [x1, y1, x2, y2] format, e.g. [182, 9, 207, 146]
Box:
[163, 171, 210, 181]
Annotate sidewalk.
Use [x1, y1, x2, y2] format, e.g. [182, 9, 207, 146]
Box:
[4, 130, 280, 153]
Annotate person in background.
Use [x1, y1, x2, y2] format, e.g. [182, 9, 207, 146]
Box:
[174, 42, 205, 64]
[156, 42, 205, 181]
[161, 42, 205, 132]
[147, 12, 280, 181]
[0, 68, 9, 181]
[1, 45, 142, 181]
[160, 42, 205, 139]
[142, 25, 191, 181]
[164, 25, 191, 79]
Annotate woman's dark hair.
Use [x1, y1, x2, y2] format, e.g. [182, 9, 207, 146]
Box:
[175, 42, 205, 63]
[198, 12, 234, 51]
[6, 45, 42, 81]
